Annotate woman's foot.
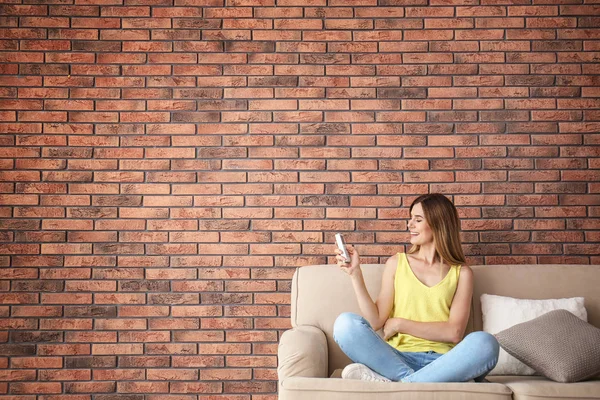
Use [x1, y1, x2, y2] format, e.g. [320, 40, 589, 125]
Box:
[341, 363, 391, 382]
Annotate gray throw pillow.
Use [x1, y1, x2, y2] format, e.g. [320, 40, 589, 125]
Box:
[494, 309, 600, 383]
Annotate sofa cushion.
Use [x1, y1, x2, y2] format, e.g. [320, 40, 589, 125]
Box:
[487, 375, 600, 400]
[280, 377, 512, 400]
[480, 293, 587, 375]
[495, 309, 600, 383]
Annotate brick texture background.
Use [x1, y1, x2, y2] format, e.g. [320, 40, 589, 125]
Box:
[1, 0, 600, 398]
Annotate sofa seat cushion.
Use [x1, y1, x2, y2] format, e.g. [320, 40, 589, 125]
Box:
[280, 377, 512, 400]
[487, 376, 600, 400]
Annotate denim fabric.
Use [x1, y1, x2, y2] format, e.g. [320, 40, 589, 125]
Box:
[333, 312, 499, 383]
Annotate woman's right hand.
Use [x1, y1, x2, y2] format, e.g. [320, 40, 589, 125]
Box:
[335, 244, 361, 277]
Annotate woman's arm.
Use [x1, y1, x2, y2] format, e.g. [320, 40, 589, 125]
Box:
[337, 246, 397, 332]
[351, 255, 396, 331]
[383, 265, 474, 344]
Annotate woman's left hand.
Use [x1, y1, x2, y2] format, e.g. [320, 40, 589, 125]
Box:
[383, 318, 402, 341]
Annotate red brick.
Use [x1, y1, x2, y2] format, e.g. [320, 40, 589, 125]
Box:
[1, 5, 47, 16]
[223, 355, 277, 368]
[560, 5, 600, 15]
[9, 383, 62, 395]
[0, 28, 46, 40]
[455, 5, 505, 16]
[456, 29, 505, 40]
[398, 5, 449, 16]
[425, 18, 474, 29]
[324, 19, 373, 29]
[527, 17, 577, 29]
[22, 41, 71, 54]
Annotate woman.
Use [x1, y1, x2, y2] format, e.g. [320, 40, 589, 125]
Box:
[333, 193, 499, 383]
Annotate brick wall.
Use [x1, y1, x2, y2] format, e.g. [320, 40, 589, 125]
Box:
[1, 0, 599, 398]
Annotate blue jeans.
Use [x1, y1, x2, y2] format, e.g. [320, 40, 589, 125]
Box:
[333, 312, 499, 383]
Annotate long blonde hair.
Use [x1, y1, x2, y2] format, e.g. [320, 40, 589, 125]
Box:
[407, 193, 466, 266]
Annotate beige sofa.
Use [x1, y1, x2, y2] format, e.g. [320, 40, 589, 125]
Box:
[278, 263, 600, 400]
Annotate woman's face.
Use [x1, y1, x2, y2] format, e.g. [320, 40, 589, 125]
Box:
[408, 202, 434, 246]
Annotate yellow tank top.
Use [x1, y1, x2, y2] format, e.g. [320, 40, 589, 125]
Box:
[386, 252, 461, 354]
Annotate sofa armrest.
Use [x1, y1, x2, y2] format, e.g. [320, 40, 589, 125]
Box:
[278, 325, 328, 381]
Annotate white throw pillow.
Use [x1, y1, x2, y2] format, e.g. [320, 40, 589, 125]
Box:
[480, 294, 587, 375]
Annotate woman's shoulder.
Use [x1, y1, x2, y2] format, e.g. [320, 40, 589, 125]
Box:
[382, 253, 401, 281]
[457, 262, 471, 270]
[384, 252, 402, 270]
[386, 252, 404, 264]
[457, 264, 473, 279]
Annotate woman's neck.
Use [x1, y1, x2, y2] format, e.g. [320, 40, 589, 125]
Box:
[416, 243, 442, 267]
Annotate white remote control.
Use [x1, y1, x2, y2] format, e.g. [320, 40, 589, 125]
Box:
[335, 233, 351, 263]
